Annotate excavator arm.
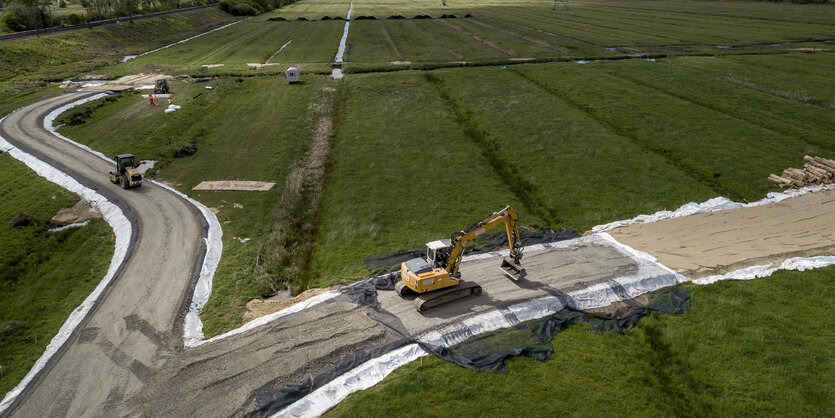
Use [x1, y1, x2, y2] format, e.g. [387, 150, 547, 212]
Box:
[446, 205, 524, 278]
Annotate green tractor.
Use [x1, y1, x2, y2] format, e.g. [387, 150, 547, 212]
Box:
[107, 154, 143, 189]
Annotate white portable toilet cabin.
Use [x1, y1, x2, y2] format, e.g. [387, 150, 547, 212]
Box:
[286, 67, 300, 84]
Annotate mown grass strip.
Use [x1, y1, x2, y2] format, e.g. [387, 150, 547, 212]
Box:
[603, 65, 835, 152]
[435, 66, 714, 231]
[308, 72, 540, 286]
[508, 65, 737, 200]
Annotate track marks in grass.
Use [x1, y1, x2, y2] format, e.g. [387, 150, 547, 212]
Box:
[437, 20, 518, 57]
[259, 82, 337, 294]
[467, 18, 569, 53]
[508, 68, 737, 200]
[377, 21, 404, 60]
[606, 70, 835, 152]
[424, 73, 559, 228]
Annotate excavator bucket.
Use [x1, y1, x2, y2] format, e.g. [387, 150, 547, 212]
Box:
[499, 257, 526, 281]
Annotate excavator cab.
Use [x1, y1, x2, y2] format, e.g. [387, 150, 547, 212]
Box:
[426, 239, 451, 268]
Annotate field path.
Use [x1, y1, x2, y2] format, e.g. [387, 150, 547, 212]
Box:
[610, 189, 835, 278]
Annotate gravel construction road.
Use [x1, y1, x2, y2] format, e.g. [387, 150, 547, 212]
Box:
[610, 190, 835, 278]
[1, 92, 205, 416]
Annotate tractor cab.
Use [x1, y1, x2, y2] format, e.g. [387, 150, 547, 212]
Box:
[115, 154, 136, 173]
[108, 154, 143, 188]
[154, 79, 170, 94]
[426, 239, 452, 268]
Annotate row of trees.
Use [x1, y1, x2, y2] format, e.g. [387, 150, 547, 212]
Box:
[218, 0, 294, 16]
[0, 0, 211, 32]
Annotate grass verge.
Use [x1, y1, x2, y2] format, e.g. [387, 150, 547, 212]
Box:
[0, 154, 114, 396]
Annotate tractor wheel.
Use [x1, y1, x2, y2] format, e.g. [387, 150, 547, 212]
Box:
[121, 175, 129, 189]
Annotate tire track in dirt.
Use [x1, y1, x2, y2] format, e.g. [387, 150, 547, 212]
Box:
[424, 73, 561, 228]
[509, 68, 739, 200]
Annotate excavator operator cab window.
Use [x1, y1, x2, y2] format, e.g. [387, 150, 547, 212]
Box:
[425, 240, 452, 267]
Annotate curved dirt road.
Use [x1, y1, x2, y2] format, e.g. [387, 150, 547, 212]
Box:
[1, 92, 205, 416]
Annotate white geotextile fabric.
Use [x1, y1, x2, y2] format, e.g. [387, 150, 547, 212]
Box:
[122, 18, 248, 62]
[334, 1, 353, 63]
[274, 344, 429, 418]
[187, 289, 338, 348]
[591, 184, 835, 233]
[0, 115, 132, 414]
[42, 93, 224, 347]
[276, 233, 686, 416]
[692, 255, 835, 285]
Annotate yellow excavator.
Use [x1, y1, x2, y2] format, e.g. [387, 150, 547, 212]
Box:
[397, 205, 525, 312]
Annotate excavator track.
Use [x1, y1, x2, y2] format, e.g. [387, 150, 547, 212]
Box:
[413, 281, 482, 313]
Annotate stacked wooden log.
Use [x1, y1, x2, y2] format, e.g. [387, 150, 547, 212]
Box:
[768, 156, 835, 188]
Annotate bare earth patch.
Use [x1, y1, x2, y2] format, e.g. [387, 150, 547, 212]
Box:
[51, 199, 101, 226]
[610, 189, 835, 278]
[391, 60, 412, 65]
[202, 64, 225, 68]
[80, 73, 172, 91]
[241, 287, 338, 323]
[192, 181, 276, 191]
[246, 63, 281, 68]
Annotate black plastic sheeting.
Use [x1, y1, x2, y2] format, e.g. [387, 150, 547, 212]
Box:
[362, 228, 580, 276]
[248, 283, 688, 416]
[426, 286, 690, 373]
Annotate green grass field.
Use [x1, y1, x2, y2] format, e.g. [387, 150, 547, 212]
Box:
[1, 0, 834, 411]
[0, 155, 114, 396]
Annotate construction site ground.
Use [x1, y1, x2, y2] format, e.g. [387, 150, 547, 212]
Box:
[2, 0, 835, 414]
[2, 90, 832, 416]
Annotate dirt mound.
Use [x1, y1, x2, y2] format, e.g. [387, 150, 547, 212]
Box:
[354, 15, 376, 20]
[267, 17, 286, 21]
[173, 144, 197, 158]
[413, 15, 432, 19]
[296, 17, 308, 21]
[51, 200, 101, 226]
[242, 287, 339, 323]
[440, 14, 457, 19]
[320, 16, 332, 20]
[387, 15, 405, 19]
